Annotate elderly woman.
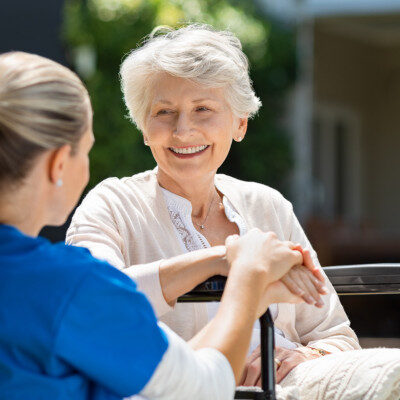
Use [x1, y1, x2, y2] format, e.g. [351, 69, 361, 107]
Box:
[0, 51, 322, 399]
[66, 25, 359, 386]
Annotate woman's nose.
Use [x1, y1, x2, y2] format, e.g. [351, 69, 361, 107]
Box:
[173, 112, 193, 137]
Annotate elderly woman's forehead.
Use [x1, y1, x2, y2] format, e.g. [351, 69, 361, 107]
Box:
[151, 79, 225, 104]
[150, 76, 225, 102]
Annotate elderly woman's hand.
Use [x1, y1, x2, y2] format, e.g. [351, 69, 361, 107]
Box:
[281, 248, 327, 307]
[275, 346, 323, 383]
[240, 345, 322, 386]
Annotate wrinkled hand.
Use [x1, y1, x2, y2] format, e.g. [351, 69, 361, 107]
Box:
[240, 345, 321, 387]
[255, 246, 327, 308]
[275, 346, 321, 383]
[280, 248, 327, 307]
[239, 345, 263, 387]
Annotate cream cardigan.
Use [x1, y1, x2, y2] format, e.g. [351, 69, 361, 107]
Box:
[66, 169, 360, 353]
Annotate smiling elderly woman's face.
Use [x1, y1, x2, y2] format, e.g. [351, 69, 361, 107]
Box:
[144, 73, 247, 184]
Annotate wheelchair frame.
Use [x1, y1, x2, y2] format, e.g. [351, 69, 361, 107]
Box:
[178, 263, 400, 400]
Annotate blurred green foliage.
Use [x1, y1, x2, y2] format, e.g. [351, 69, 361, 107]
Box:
[63, 0, 296, 193]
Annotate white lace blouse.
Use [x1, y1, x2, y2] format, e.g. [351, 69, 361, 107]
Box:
[161, 187, 297, 352]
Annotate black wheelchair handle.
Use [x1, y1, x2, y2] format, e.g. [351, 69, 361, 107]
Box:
[325, 263, 400, 294]
[178, 264, 400, 300]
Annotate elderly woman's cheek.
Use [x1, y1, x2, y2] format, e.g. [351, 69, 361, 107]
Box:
[146, 120, 174, 144]
[218, 141, 234, 166]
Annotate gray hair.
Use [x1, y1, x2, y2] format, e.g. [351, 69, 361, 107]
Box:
[120, 24, 261, 130]
[0, 52, 91, 189]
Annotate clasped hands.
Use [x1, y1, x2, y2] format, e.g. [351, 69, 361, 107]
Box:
[223, 229, 328, 385]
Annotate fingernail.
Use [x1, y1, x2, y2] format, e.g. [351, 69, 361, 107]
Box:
[321, 286, 328, 293]
[305, 295, 314, 304]
[316, 299, 324, 307]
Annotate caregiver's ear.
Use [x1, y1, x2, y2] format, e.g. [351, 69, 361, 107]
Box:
[48, 144, 72, 185]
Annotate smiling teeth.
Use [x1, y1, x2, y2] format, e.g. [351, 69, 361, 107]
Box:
[170, 145, 208, 154]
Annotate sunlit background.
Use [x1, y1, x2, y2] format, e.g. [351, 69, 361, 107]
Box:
[1, 0, 399, 346]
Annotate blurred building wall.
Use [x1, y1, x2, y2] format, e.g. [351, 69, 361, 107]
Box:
[262, 2, 400, 267]
[314, 20, 400, 232]
[275, 11, 400, 266]
[1, 0, 70, 242]
[294, 13, 400, 341]
[0, 0, 66, 63]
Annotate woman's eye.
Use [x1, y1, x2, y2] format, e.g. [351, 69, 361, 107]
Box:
[196, 106, 210, 112]
[156, 109, 172, 116]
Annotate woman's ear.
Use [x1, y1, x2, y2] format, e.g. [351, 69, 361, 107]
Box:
[234, 116, 248, 142]
[48, 144, 72, 186]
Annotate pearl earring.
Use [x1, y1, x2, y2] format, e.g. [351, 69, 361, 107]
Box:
[236, 136, 243, 142]
[56, 179, 63, 187]
[144, 139, 149, 146]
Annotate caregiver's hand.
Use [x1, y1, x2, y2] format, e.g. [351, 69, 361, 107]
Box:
[225, 230, 306, 319]
[225, 236, 327, 307]
[225, 229, 303, 286]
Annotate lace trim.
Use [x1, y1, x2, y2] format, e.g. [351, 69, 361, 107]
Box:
[166, 207, 203, 252]
[166, 197, 246, 252]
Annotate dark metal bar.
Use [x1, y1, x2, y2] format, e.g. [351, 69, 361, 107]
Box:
[260, 309, 275, 399]
[324, 264, 400, 295]
[234, 389, 268, 399]
[235, 310, 276, 399]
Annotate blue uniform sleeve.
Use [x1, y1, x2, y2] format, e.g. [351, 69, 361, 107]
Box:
[54, 259, 168, 397]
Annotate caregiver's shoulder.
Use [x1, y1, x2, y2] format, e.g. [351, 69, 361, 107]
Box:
[7, 235, 120, 305]
[46, 239, 114, 279]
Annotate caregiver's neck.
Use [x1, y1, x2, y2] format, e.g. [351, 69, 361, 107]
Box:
[0, 156, 52, 238]
[0, 182, 47, 238]
[157, 169, 219, 220]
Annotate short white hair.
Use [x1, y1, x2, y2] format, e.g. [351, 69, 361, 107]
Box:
[120, 24, 261, 131]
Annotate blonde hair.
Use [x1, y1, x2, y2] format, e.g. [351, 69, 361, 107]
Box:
[0, 52, 91, 188]
[120, 24, 261, 131]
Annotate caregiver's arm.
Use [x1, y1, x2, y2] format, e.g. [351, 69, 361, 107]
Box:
[56, 230, 304, 400]
[56, 255, 235, 400]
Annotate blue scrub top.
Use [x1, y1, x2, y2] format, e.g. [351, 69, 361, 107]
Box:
[0, 224, 168, 399]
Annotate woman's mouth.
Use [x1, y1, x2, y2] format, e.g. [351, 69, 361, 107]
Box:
[169, 145, 209, 158]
